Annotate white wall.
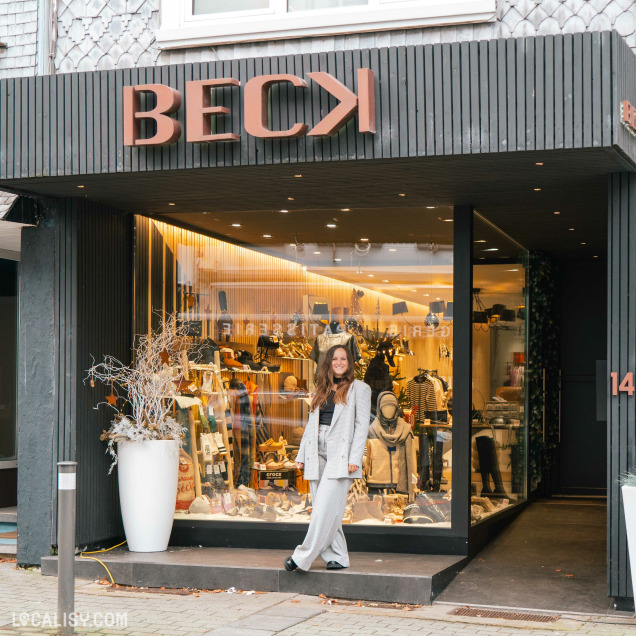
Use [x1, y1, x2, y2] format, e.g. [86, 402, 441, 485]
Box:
[0, 0, 38, 78]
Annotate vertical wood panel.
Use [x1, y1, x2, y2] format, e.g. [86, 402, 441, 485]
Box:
[0, 32, 627, 179]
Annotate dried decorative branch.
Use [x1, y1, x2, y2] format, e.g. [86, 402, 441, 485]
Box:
[87, 314, 200, 472]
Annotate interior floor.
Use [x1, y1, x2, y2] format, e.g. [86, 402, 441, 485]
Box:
[436, 498, 612, 614]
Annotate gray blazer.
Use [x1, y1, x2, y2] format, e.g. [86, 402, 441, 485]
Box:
[296, 379, 372, 480]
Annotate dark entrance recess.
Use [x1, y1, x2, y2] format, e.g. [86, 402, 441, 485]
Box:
[553, 259, 607, 497]
[0, 258, 17, 509]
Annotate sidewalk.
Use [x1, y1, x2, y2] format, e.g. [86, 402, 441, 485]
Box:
[0, 561, 634, 636]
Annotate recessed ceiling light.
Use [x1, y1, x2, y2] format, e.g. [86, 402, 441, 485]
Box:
[389, 248, 397, 252]
[581, 242, 586, 245]
[382, 280, 389, 283]
[202, 212, 210, 215]
[294, 174, 302, 178]
[536, 162, 544, 166]
[484, 248, 499, 251]
[442, 218, 453, 222]
[263, 234, 272, 238]
[313, 251, 321, 254]
[334, 258, 342, 262]
[368, 274, 374, 277]
[426, 206, 436, 209]
[340, 208, 351, 212]
[326, 224, 337, 228]
[77, 185, 85, 189]
[423, 293, 429, 297]
[474, 240, 487, 243]
[593, 255, 598, 258]
[231, 223, 242, 227]
[569, 228, 575, 231]
[287, 197, 295, 201]
[411, 289, 417, 292]
[507, 269, 519, 272]
[534, 188, 542, 191]
[436, 297, 441, 300]
[280, 209, 289, 214]
[168, 202, 175, 206]
[360, 238, 369, 242]
[554, 211, 560, 215]
[398, 193, 406, 197]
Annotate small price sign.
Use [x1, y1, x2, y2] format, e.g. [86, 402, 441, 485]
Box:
[611, 372, 635, 396]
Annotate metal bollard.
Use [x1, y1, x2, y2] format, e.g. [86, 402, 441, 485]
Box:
[57, 462, 77, 635]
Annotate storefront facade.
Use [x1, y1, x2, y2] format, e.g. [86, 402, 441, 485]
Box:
[1, 22, 636, 606]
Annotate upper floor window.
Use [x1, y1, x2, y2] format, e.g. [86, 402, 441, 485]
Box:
[158, 0, 497, 49]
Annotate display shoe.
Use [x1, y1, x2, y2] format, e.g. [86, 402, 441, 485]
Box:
[261, 505, 276, 522]
[365, 499, 384, 521]
[351, 500, 373, 523]
[476, 436, 509, 499]
[249, 505, 264, 519]
[326, 561, 346, 570]
[284, 556, 298, 571]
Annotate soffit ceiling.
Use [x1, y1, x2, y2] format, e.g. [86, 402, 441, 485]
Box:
[2, 146, 622, 260]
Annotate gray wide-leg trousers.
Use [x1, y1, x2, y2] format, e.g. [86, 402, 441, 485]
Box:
[292, 425, 353, 571]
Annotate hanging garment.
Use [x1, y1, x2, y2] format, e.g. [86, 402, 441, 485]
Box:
[363, 353, 393, 416]
[406, 377, 437, 422]
[309, 332, 361, 369]
[366, 394, 417, 502]
[229, 379, 254, 487]
[430, 376, 446, 410]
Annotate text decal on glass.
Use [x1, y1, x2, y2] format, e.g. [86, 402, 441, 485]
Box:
[610, 372, 634, 396]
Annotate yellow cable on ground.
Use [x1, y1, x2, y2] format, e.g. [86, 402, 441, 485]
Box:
[79, 540, 127, 585]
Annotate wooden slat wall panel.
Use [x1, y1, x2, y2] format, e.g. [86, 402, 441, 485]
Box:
[0, 32, 627, 181]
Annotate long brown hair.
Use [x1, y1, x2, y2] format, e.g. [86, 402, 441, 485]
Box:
[311, 345, 355, 411]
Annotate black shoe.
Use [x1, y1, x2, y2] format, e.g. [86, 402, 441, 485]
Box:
[284, 556, 298, 571]
[326, 561, 346, 570]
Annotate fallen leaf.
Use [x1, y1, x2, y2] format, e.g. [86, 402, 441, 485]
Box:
[356, 601, 362, 607]
[291, 600, 301, 604]
[555, 569, 561, 572]
[566, 574, 574, 578]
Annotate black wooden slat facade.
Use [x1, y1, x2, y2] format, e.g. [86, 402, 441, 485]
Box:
[0, 32, 633, 182]
[17, 199, 132, 563]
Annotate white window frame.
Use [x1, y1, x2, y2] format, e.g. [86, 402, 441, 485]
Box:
[157, 0, 497, 49]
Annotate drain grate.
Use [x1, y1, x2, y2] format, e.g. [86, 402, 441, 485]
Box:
[449, 607, 559, 623]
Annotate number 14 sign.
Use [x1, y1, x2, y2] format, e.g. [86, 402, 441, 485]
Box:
[611, 372, 635, 396]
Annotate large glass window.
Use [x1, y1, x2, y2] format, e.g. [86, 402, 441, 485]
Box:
[135, 207, 454, 527]
[471, 213, 528, 524]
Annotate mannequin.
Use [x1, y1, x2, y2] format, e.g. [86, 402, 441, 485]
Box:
[366, 391, 417, 502]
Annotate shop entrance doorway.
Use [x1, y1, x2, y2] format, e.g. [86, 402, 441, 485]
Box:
[554, 260, 607, 497]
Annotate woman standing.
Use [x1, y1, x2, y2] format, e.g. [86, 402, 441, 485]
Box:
[285, 345, 371, 571]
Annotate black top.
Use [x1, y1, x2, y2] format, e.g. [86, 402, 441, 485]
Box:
[319, 391, 336, 426]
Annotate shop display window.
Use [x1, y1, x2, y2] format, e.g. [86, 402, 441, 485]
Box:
[471, 213, 528, 524]
[134, 207, 455, 528]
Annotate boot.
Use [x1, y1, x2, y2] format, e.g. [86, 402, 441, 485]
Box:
[419, 433, 432, 489]
[431, 438, 444, 492]
[476, 436, 508, 499]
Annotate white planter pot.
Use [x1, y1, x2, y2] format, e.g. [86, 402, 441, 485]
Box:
[117, 440, 179, 552]
[622, 485, 636, 597]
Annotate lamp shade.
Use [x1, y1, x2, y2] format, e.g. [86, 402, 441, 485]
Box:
[492, 303, 507, 316]
[473, 311, 488, 324]
[502, 309, 516, 322]
[444, 302, 453, 320]
[392, 301, 408, 315]
[430, 301, 446, 314]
